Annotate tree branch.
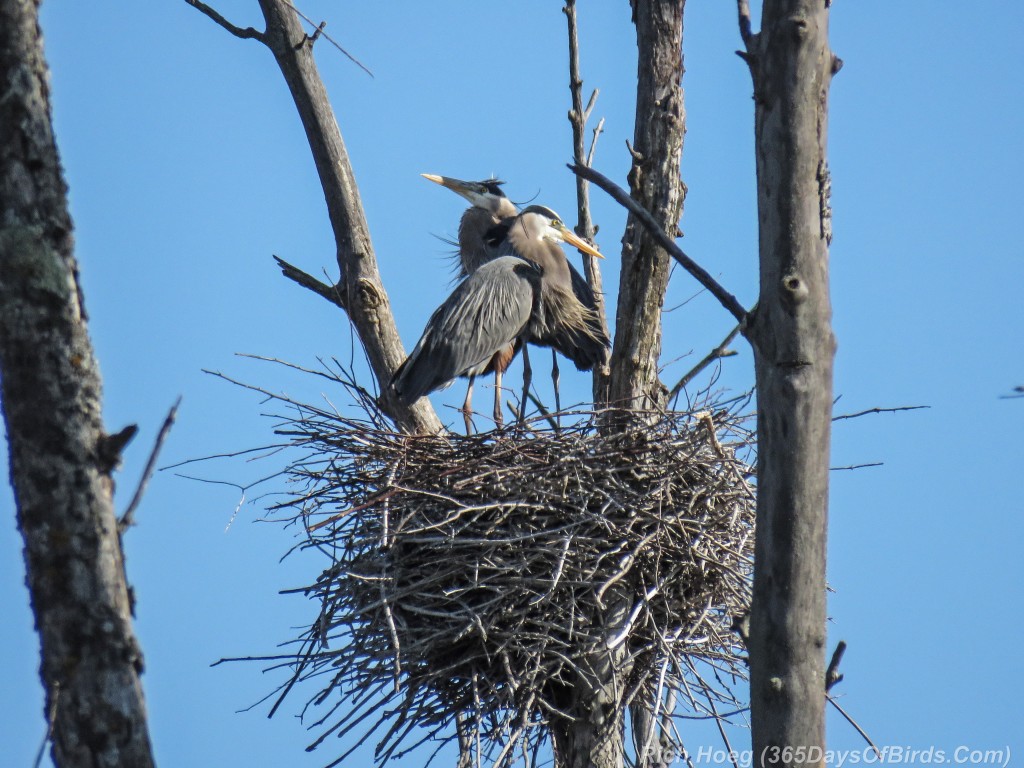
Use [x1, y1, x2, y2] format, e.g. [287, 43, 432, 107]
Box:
[186, 1, 434, 432]
[563, 0, 611, 402]
[832, 404, 929, 421]
[273, 255, 346, 310]
[586, 116, 606, 168]
[827, 696, 881, 759]
[191, 0, 442, 434]
[668, 323, 741, 401]
[183, 0, 266, 41]
[120, 397, 182, 532]
[736, 0, 753, 48]
[570, 163, 748, 324]
[825, 640, 846, 692]
[256, 0, 442, 435]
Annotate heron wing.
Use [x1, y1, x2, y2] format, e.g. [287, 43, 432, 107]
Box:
[392, 257, 538, 404]
[492, 234, 610, 371]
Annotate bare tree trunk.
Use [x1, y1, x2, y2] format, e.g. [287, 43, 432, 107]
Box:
[185, 0, 442, 435]
[0, 2, 156, 766]
[608, 0, 686, 413]
[547, 6, 687, 766]
[256, 0, 441, 435]
[739, 1, 838, 765]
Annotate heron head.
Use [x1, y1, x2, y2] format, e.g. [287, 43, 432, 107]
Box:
[422, 173, 513, 216]
[519, 205, 604, 259]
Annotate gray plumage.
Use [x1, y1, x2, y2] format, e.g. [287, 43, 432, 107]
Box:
[452, 180, 518, 277]
[393, 256, 540, 405]
[496, 206, 610, 372]
[392, 206, 609, 412]
[420, 174, 522, 427]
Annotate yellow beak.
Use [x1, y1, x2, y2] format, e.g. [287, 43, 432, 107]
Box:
[421, 173, 482, 205]
[556, 223, 604, 259]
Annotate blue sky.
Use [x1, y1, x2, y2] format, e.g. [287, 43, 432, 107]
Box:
[2, 2, 1022, 766]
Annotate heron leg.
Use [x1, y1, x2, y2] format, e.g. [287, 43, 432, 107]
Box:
[461, 375, 476, 435]
[492, 367, 505, 428]
[550, 349, 561, 426]
[519, 344, 532, 425]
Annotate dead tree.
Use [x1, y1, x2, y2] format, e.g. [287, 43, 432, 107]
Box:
[0, 1, 156, 766]
[575, 0, 837, 763]
[185, 2, 693, 767]
[184, 0, 442, 436]
[739, 1, 837, 765]
[545, 3, 688, 767]
[608, 0, 686, 414]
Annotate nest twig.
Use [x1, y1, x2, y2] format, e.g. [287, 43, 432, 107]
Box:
[233, 359, 756, 766]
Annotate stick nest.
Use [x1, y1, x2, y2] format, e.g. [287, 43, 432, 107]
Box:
[267, 379, 755, 766]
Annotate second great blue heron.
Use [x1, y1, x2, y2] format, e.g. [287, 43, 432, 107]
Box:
[421, 174, 520, 423]
[420, 174, 517, 277]
[393, 205, 608, 431]
[422, 173, 608, 423]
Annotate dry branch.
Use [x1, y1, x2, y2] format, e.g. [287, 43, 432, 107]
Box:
[570, 163, 748, 325]
[563, 0, 611, 405]
[185, 0, 442, 435]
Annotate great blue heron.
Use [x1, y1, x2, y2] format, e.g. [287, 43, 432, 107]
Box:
[420, 174, 520, 425]
[393, 205, 608, 432]
[420, 174, 517, 276]
[422, 173, 608, 423]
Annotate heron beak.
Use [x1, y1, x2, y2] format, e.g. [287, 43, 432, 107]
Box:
[421, 173, 447, 187]
[557, 224, 604, 259]
[421, 173, 479, 205]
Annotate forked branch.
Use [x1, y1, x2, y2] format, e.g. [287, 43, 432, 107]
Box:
[570, 163, 748, 324]
[184, 0, 442, 434]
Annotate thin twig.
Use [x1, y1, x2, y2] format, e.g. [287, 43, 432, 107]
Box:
[119, 398, 182, 531]
[999, 385, 1024, 403]
[281, 0, 373, 77]
[583, 87, 598, 124]
[563, 0, 610, 398]
[526, 393, 559, 433]
[183, 0, 266, 41]
[569, 163, 749, 324]
[670, 324, 741, 400]
[832, 404, 929, 421]
[586, 116, 606, 168]
[33, 681, 60, 768]
[829, 462, 883, 471]
[827, 695, 881, 759]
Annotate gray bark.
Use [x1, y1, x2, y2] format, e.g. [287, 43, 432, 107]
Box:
[740, 1, 838, 765]
[563, 0, 612, 404]
[548, 6, 687, 766]
[0, 1, 156, 766]
[256, 0, 442, 435]
[186, 0, 443, 434]
[608, 0, 686, 413]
